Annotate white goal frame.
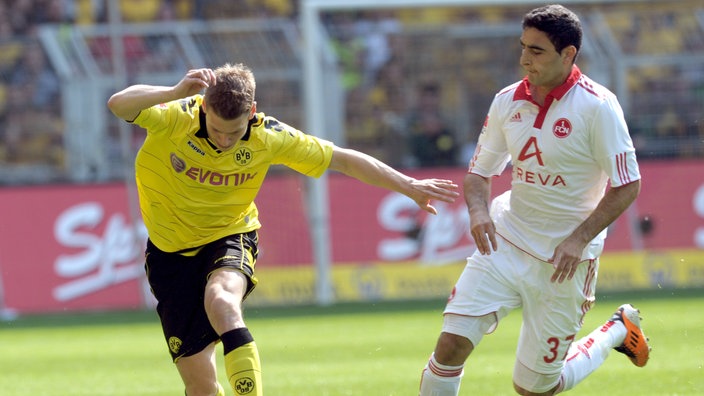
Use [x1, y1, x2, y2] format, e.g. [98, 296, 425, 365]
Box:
[299, 0, 646, 306]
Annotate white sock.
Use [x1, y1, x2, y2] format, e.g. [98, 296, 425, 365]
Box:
[557, 320, 627, 393]
[419, 353, 464, 396]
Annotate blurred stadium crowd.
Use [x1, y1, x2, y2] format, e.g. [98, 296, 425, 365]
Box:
[0, 0, 702, 185]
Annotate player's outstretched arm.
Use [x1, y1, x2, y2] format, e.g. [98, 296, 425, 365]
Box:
[107, 68, 217, 121]
[328, 146, 459, 215]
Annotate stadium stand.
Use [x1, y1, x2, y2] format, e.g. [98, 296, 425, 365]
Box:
[0, 0, 702, 185]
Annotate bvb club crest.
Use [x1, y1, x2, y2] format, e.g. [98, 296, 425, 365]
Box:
[168, 336, 182, 354]
[234, 147, 253, 166]
[235, 377, 254, 394]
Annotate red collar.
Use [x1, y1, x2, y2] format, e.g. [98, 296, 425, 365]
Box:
[513, 65, 581, 128]
[513, 65, 581, 102]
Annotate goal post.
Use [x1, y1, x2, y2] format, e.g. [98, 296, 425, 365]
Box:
[299, 0, 614, 306]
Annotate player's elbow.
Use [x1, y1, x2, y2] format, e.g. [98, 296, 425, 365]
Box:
[106, 94, 123, 117]
[612, 179, 641, 207]
[107, 94, 138, 121]
[622, 179, 641, 199]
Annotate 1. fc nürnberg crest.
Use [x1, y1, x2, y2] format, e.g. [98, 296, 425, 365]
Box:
[553, 118, 572, 138]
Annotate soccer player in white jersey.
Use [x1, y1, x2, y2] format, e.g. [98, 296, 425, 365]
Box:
[107, 63, 459, 396]
[419, 5, 650, 396]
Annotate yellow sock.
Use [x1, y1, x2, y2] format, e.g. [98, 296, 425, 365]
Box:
[224, 341, 262, 396]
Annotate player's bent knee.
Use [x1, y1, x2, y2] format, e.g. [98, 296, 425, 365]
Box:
[512, 360, 560, 395]
[442, 312, 497, 349]
[433, 312, 497, 365]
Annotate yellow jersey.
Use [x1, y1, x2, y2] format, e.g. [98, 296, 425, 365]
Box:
[132, 95, 334, 252]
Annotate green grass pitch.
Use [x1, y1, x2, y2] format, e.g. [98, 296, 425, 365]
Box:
[1, 290, 702, 395]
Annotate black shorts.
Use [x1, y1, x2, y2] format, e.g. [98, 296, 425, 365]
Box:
[144, 231, 259, 361]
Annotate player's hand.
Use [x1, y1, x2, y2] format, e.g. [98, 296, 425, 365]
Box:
[469, 209, 497, 255]
[548, 237, 586, 283]
[409, 178, 460, 215]
[175, 68, 217, 98]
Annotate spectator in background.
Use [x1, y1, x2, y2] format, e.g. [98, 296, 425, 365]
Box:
[0, 2, 66, 173]
[0, 3, 23, 87]
[405, 81, 459, 167]
[10, 41, 60, 111]
[36, 0, 76, 25]
[246, 0, 296, 18]
[2, 39, 64, 169]
[325, 11, 365, 90]
[353, 10, 401, 88]
[119, 0, 164, 22]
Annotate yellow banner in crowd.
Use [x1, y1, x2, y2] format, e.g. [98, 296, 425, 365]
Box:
[248, 262, 465, 306]
[248, 249, 704, 307]
[598, 249, 704, 290]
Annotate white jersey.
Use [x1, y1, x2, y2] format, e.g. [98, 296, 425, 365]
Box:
[468, 66, 640, 261]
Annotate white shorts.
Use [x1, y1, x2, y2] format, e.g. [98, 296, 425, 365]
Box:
[442, 237, 598, 383]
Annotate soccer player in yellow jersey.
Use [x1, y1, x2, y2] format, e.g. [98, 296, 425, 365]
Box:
[107, 63, 459, 396]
